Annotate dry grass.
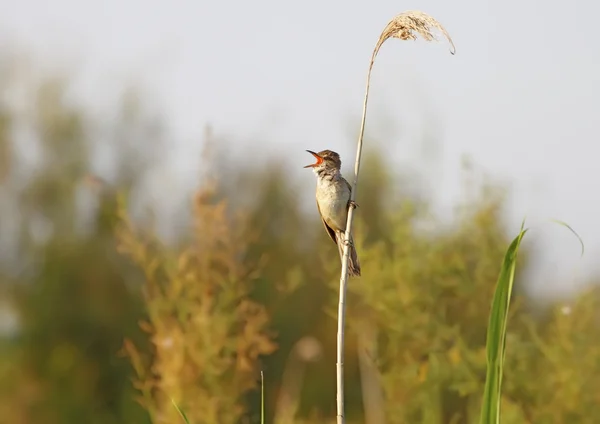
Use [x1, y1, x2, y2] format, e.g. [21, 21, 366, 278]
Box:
[117, 182, 277, 424]
[373, 10, 455, 59]
[336, 10, 455, 424]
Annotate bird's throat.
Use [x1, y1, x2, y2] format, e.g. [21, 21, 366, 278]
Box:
[314, 167, 341, 181]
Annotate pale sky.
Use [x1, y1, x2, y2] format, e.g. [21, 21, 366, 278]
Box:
[1, 0, 599, 301]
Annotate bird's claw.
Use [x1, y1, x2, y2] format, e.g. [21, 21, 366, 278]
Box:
[348, 200, 359, 209]
[342, 238, 353, 248]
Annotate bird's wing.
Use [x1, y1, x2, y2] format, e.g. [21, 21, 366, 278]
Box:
[317, 200, 338, 244]
[343, 177, 356, 208]
[343, 177, 352, 194]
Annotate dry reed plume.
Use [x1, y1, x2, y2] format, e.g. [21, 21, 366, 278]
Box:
[336, 10, 454, 424]
[117, 183, 277, 424]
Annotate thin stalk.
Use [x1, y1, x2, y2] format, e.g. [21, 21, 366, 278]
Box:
[261, 371, 265, 424]
[336, 46, 377, 424]
[335, 11, 455, 424]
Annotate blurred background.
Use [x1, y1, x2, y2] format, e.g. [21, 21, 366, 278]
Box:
[1, 0, 599, 423]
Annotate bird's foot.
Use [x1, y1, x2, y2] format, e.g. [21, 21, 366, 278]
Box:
[342, 238, 353, 248]
[348, 200, 359, 209]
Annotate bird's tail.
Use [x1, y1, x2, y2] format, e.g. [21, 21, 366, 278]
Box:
[336, 232, 361, 277]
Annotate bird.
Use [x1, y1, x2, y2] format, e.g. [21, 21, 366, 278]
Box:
[304, 149, 361, 277]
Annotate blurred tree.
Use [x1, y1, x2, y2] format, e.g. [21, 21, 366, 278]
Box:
[502, 286, 600, 424]
[0, 65, 161, 424]
[348, 182, 514, 423]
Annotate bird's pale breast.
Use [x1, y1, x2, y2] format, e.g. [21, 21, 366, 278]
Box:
[316, 177, 350, 232]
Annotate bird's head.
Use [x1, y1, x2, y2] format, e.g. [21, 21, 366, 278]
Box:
[304, 149, 342, 173]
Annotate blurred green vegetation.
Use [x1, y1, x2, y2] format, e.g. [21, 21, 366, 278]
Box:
[1, 60, 599, 424]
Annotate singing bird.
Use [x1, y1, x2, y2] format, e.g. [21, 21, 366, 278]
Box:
[304, 149, 361, 277]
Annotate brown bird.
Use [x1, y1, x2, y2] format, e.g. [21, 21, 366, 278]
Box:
[304, 149, 361, 277]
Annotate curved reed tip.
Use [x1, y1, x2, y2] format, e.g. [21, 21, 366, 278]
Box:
[374, 10, 456, 57]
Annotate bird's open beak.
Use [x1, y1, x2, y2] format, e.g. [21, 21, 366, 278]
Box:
[304, 150, 324, 168]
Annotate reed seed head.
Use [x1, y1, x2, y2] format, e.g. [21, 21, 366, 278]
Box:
[374, 10, 456, 59]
